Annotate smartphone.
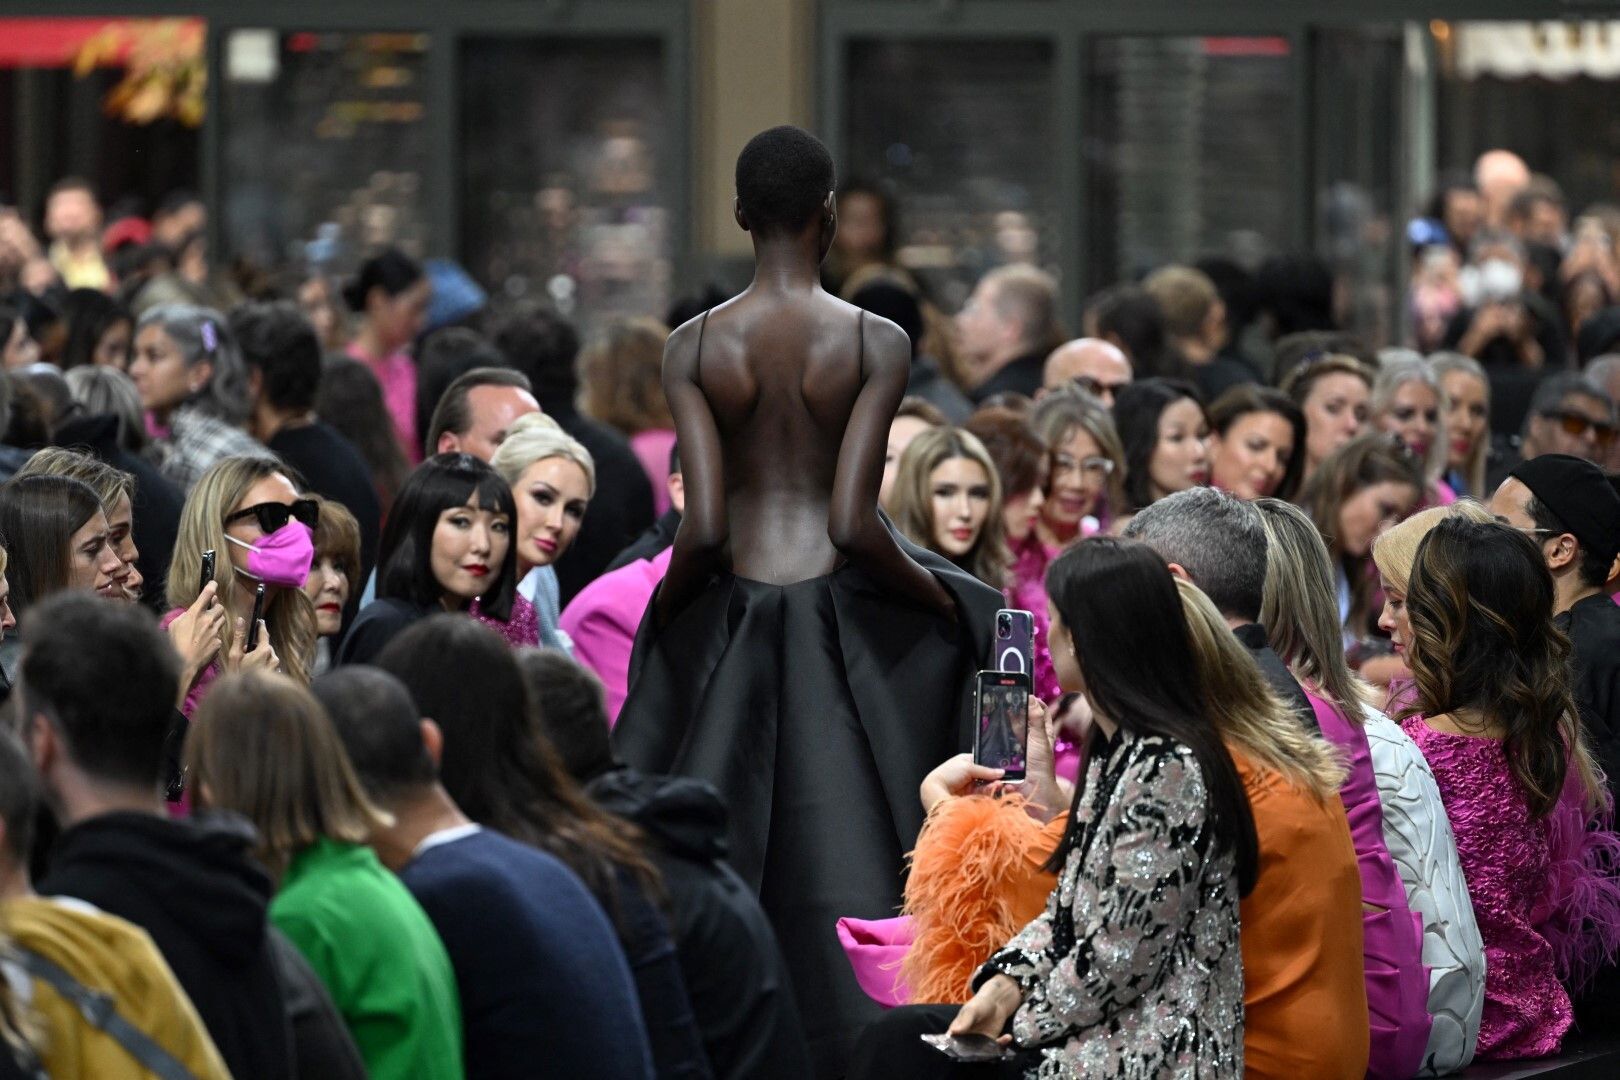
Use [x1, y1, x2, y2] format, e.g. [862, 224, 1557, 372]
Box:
[246, 583, 266, 651]
[920, 1032, 1013, 1063]
[974, 670, 1031, 780]
[197, 549, 216, 595]
[995, 608, 1035, 679]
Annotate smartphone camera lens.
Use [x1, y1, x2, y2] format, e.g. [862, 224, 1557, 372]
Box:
[996, 612, 1010, 639]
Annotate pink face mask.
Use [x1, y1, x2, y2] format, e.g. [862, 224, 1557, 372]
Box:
[226, 522, 315, 588]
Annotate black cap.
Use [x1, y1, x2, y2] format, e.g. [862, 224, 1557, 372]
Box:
[1509, 453, 1620, 563]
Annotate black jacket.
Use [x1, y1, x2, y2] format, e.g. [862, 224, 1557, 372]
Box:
[590, 768, 812, 1080]
[267, 930, 368, 1080]
[38, 811, 294, 1080]
[968, 351, 1045, 405]
[1232, 623, 1317, 733]
[1558, 594, 1620, 806]
[51, 413, 185, 610]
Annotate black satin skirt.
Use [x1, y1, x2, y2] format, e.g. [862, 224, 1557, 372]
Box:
[614, 535, 1001, 1077]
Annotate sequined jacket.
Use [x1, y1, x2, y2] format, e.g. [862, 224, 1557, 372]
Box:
[978, 731, 1244, 1078]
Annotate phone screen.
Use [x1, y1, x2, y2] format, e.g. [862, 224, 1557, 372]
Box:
[974, 670, 1030, 779]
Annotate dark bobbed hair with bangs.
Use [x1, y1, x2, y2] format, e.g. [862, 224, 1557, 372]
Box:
[376, 453, 518, 621]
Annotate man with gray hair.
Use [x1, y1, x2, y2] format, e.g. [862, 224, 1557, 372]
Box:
[955, 264, 1062, 404]
[1586, 355, 1620, 470]
[1124, 486, 1313, 724]
[1487, 372, 1619, 490]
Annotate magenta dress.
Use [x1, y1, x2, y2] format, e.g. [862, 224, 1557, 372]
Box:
[1403, 716, 1620, 1058]
[470, 593, 540, 649]
[345, 342, 420, 464]
[1309, 693, 1431, 1077]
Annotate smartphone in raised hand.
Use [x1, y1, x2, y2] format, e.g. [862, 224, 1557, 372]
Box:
[197, 549, 216, 598]
[974, 669, 1031, 781]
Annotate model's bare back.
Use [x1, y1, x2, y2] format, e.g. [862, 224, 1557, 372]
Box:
[689, 290, 865, 584]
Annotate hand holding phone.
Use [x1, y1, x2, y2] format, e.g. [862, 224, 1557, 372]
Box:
[245, 583, 266, 651]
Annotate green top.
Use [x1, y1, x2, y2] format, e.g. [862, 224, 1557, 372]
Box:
[271, 837, 465, 1080]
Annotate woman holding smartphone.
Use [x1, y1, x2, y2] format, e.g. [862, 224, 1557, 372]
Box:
[166, 456, 318, 713]
[336, 453, 524, 665]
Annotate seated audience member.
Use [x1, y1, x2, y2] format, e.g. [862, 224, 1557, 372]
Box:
[1206, 385, 1305, 501]
[954, 265, 1063, 404]
[847, 539, 1243, 1078]
[1039, 338, 1132, 406]
[294, 270, 347, 353]
[186, 671, 464, 1080]
[375, 616, 712, 1080]
[24, 594, 296, 1078]
[608, 442, 683, 572]
[315, 665, 656, 1080]
[890, 427, 1008, 591]
[879, 397, 944, 512]
[1028, 386, 1124, 543]
[0, 730, 230, 1079]
[963, 408, 1058, 700]
[579, 316, 683, 510]
[0, 475, 130, 692]
[128, 305, 266, 490]
[1279, 352, 1374, 481]
[490, 412, 594, 652]
[1124, 486, 1313, 723]
[424, 366, 540, 462]
[1429, 352, 1492, 498]
[1089, 284, 1175, 378]
[343, 248, 430, 463]
[315, 357, 410, 515]
[232, 301, 381, 584]
[1298, 434, 1424, 652]
[562, 445, 681, 722]
[15, 449, 148, 601]
[59, 287, 131, 370]
[1371, 356, 1453, 506]
[1489, 455, 1620, 803]
[0, 301, 41, 373]
[1398, 519, 1620, 1059]
[412, 328, 510, 459]
[493, 304, 655, 604]
[1254, 497, 1478, 1076]
[164, 457, 315, 712]
[54, 368, 188, 599]
[1142, 265, 1259, 401]
[519, 651, 812, 1080]
[337, 453, 528, 664]
[303, 494, 360, 676]
[851, 281, 972, 422]
[1504, 373, 1617, 480]
[1112, 377, 1210, 518]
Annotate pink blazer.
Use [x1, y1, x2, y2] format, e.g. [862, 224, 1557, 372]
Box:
[559, 546, 672, 724]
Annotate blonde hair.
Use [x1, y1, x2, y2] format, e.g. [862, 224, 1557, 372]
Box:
[1255, 498, 1373, 718]
[890, 426, 1009, 589]
[1370, 499, 1497, 594]
[1176, 577, 1345, 802]
[167, 456, 317, 685]
[489, 412, 597, 497]
[578, 316, 672, 435]
[186, 671, 390, 880]
[17, 447, 135, 510]
[1428, 353, 1490, 498]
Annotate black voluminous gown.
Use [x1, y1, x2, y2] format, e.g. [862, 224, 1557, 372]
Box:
[613, 524, 1001, 1077]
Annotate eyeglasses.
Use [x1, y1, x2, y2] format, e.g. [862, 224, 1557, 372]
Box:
[1540, 408, 1619, 448]
[1054, 453, 1116, 477]
[1070, 375, 1130, 398]
[225, 499, 319, 533]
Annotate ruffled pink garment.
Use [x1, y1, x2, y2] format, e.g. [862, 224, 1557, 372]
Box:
[1005, 534, 1058, 705]
[1309, 692, 1431, 1078]
[470, 593, 540, 648]
[1403, 716, 1620, 1059]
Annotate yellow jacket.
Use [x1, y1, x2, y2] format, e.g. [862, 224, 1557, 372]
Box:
[0, 895, 232, 1080]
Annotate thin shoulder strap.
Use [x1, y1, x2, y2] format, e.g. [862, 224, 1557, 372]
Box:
[694, 308, 710, 383]
[856, 307, 865, 380]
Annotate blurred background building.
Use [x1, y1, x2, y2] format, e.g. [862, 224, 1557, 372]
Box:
[5, 0, 1620, 343]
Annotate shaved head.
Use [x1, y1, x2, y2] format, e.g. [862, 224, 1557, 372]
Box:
[1475, 149, 1531, 224]
[1042, 338, 1132, 406]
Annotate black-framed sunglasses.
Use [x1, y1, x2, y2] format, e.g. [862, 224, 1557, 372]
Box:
[225, 499, 319, 533]
[1539, 408, 1619, 449]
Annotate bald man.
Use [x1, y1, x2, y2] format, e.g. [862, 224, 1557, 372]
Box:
[1475, 149, 1531, 229]
[1041, 337, 1132, 407]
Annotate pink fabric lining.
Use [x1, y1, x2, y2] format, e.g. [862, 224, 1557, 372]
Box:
[835, 915, 913, 1008]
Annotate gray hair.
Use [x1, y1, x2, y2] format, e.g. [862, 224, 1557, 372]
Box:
[1123, 486, 1267, 622]
[64, 364, 148, 453]
[1371, 356, 1447, 480]
[135, 303, 252, 424]
[1586, 354, 1620, 389]
[1524, 372, 1614, 440]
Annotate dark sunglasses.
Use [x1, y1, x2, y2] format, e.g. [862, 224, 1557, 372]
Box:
[1070, 374, 1130, 398]
[1541, 408, 1619, 448]
[225, 498, 320, 533]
